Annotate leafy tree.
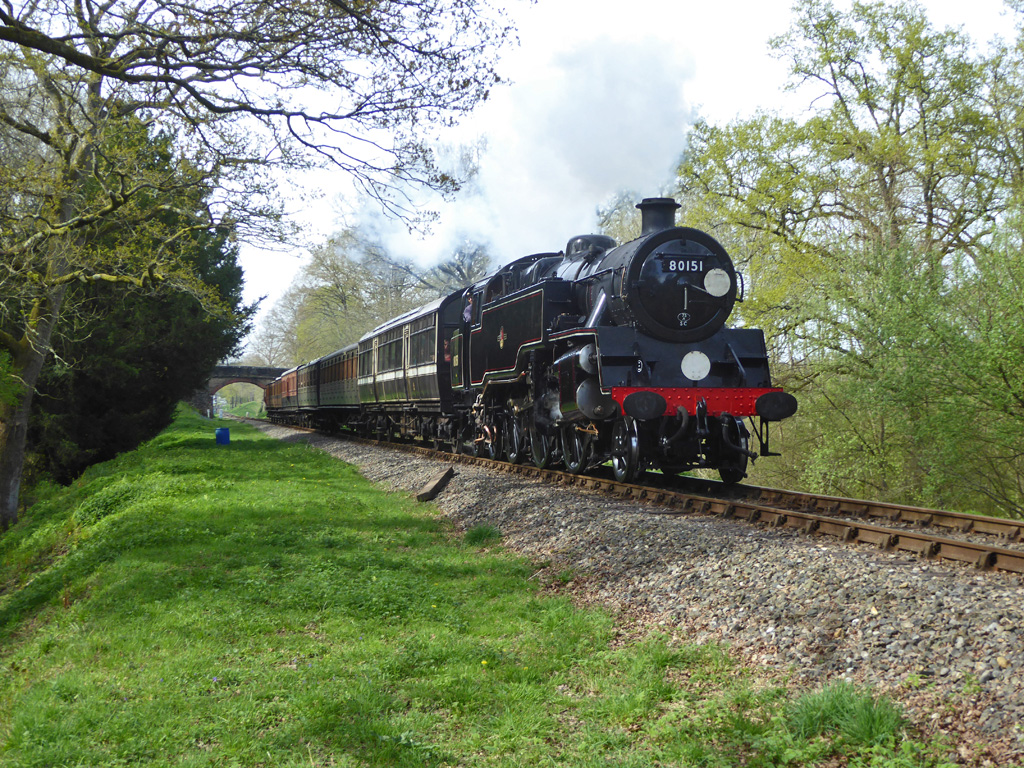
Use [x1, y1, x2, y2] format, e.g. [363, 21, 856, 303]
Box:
[0, 90, 228, 527]
[252, 228, 493, 366]
[288, 230, 431, 361]
[0, 0, 512, 214]
[243, 307, 296, 368]
[0, 0, 516, 528]
[417, 241, 495, 297]
[28, 226, 253, 484]
[246, 297, 304, 369]
[677, 0, 1024, 515]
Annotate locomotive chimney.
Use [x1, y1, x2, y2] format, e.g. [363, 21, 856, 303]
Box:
[636, 197, 681, 235]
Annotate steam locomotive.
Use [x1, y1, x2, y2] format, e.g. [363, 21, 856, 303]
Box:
[265, 197, 796, 483]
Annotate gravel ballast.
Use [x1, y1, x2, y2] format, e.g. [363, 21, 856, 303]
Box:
[256, 423, 1024, 765]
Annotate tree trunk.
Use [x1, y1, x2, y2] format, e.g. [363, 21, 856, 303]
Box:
[0, 291, 65, 531]
[0, 383, 35, 531]
[0, 355, 45, 531]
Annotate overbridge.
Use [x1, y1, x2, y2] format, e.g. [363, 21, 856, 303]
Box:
[190, 364, 287, 416]
[206, 365, 287, 395]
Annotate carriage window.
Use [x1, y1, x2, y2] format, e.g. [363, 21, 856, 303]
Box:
[409, 316, 436, 365]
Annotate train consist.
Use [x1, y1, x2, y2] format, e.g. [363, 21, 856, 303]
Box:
[265, 197, 796, 483]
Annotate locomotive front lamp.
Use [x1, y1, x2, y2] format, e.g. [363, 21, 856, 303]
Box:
[681, 351, 712, 381]
[704, 268, 732, 297]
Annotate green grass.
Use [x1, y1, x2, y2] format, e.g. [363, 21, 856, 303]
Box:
[0, 407, 960, 767]
[226, 401, 264, 418]
[463, 524, 502, 546]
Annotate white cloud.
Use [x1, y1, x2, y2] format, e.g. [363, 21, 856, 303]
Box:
[364, 34, 695, 268]
[241, 0, 1016, 317]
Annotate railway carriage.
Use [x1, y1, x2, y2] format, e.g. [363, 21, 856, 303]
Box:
[319, 346, 360, 410]
[293, 345, 360, 431]
[265, 366, 298, 414]
[296, 360, 319, 417]
[353, 294, 464, 443]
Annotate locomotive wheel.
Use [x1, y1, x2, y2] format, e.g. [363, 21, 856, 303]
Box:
[504, 416, 526, 464]
[611, 417, 641, 483]
[718, 415, 749, 485]
[561, 425, 591, 475]
[529, 424, 552, 469]
[718, 466, 746, 484]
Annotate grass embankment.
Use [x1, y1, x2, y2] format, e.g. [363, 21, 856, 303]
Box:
[226, 401, 263, 418]
[0, 408, 954, 767]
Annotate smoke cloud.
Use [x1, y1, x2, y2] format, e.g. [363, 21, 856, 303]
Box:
[363, 35, 696, 269]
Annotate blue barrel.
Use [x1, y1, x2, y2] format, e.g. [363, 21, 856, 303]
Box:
[215, 427, 230, 445]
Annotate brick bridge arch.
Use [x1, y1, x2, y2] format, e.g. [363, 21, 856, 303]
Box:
[206, 365, 287, 395]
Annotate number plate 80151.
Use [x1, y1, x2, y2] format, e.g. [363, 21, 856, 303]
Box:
[663, 259, 704, 272]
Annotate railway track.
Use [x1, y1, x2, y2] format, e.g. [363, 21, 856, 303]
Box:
[481, 458, 1024, 574]
[250, 419, 1024, 575]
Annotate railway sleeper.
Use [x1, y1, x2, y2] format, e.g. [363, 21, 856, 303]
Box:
[894, 537, 940, 559]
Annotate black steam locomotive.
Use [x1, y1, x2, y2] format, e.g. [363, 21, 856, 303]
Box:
[265, 197, 796, 483]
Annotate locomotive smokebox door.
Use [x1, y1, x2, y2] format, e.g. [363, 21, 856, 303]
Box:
[626, 229, 738, 344]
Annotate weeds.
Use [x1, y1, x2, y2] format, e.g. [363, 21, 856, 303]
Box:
[464, 523, 502, 546]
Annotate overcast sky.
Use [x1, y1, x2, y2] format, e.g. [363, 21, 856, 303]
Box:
[238, 0, 1015, 325]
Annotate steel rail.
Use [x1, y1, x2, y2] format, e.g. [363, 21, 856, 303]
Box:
[348, 435, 1024, 575]
[745, 485, 1024, 541]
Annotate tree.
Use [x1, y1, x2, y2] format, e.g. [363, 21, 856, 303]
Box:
[243, 310, 295, 368]
[0, 0, 512, 214]
[382, 240, 494, 299]
[246, 299, 303, 369]
[253, 227, 494, 366]
[29, 225, 253, 484]
[287, 230, 431, 360]
[0, 0, 516, 528]
[677, 0, 1024, 514]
